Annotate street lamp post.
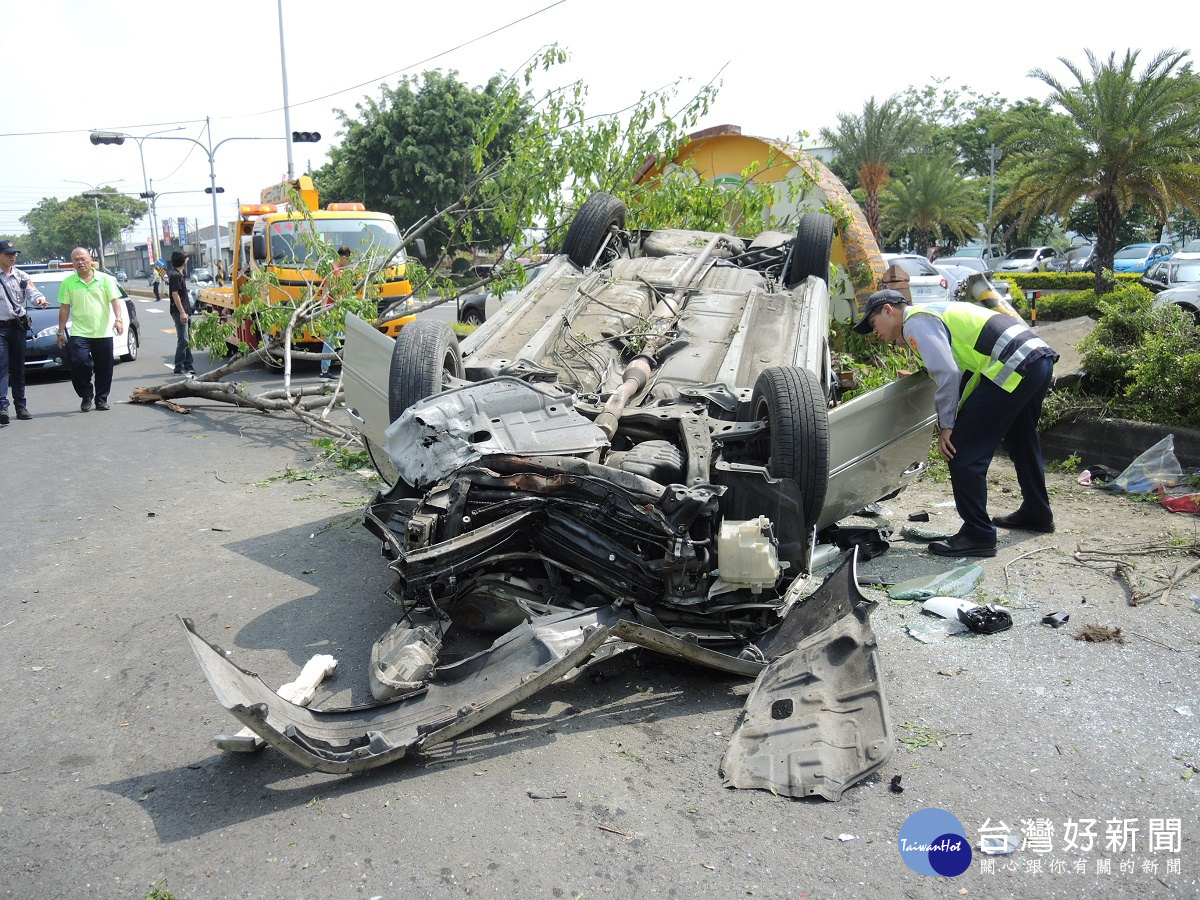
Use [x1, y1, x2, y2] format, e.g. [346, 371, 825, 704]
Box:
[65, 178, 123, 271]
[986, 144, 1001, 248]
[90, 122, 318, 281]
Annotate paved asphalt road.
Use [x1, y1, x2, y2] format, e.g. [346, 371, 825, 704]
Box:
[1, 294, 1194, 898]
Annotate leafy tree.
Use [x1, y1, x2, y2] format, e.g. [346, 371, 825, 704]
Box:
[140, 54, 720, 440]
[313, 69, 533, 260]
[1065, 201, 1159, 245]
[880, 154, 984, 254]
[997, 49, 1200, 292]
[820, 95, 918, 246]
[19, 188, 146, 260]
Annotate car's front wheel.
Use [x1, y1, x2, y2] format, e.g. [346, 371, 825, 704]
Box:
[388, 320, 464, 423]
[746, 366, 830, 531]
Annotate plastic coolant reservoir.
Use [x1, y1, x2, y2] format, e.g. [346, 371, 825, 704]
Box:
[716, 516, 780, 593]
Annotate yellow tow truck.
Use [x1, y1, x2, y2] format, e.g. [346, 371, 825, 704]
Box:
[195, 176, 418, 348]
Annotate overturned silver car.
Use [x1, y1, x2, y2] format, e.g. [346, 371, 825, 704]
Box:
[187, 194, 937, 797]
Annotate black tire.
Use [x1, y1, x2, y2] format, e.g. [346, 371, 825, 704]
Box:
[388, 320, 465, 423]
[120, 327, 139, 362]
[748, 367, 830, 530]
[563, 192, 626, 268]
[459, 307, 485, 327]
[784, 213, 835, 288]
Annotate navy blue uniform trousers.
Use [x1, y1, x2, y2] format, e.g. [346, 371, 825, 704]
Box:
[947, 355, 1055, 544]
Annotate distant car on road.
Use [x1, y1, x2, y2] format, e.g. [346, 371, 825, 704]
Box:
[996, 246, 1058, 273]
[114, 270, 128, 283]
[24, 270, 140, 371]
[191, 267, 214, 284]
[134, 268, 147, 279]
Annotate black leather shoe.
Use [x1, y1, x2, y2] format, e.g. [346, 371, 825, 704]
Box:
[15, 406, 31, 420]
[0, 411, 8, 426]
[992, 511, 1055, 533]
[95, 401, 111, 411]
[80, 398, 93, 412]
[929, 535, 997, 558]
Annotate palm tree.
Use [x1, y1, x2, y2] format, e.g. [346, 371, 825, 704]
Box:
[997, 49, 1200, 292]
[820, 95, 919, 246]
[881, 154, 985, 254]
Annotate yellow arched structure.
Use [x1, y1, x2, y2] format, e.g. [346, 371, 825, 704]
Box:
[634, 125, 883, 322]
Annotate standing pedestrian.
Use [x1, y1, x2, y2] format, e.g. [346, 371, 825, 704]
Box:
[854, 289, 1059, 557]
[318, 246, 351, 382]
[151, 261, 164, 302]
[55, 248, 125, 412]
[168, 251, 195, 376]
[0, 239, 49, 424]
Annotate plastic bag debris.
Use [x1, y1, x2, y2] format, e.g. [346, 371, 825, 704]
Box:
[888, 565, 985, 601]
[1101, 435, 1186, 493]
[907, 616, 968, 643]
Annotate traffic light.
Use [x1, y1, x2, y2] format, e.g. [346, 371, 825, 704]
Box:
[204, 187, 226, 194]
[89, 132, 125, 145]
[292, 131, 321, 143]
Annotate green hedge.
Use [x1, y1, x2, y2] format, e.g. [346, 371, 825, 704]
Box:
[996, 272, 1140, 291]
[1012, 290, 1105, 322]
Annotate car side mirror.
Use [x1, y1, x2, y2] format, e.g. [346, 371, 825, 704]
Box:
[409, 238, 426, 261]
[252, 234, 267, 262]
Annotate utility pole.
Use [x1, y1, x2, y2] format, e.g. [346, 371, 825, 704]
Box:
[986, 144, 1000, 247]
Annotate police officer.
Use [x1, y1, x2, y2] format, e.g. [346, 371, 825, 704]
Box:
[854, 289, 1059, 557]
[0, 239, 48, 424]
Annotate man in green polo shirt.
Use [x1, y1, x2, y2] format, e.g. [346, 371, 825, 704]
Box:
[55, 247, 126, 412]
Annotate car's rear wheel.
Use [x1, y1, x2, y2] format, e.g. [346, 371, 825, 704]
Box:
[747, 366, 830, 531]
[120, 327, 139, 362]
[784, 213, 835, 288]
[563, 192, 627, 268]
[388, 320, 464, 423]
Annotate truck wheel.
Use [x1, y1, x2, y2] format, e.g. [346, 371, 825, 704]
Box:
[120, 327, 139, 362]
[784, 213, 835, 288]
[746, 366, 830, 530]
[388, 320, 464, 422]
[563, 192, 626, 268]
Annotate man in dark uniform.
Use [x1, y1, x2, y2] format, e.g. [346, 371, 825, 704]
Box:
[0, 239, 49, 423]
[855, 289, 1059, 557]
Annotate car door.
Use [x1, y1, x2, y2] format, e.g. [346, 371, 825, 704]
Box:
[1142, 261, 1169, 292]
[822, 372, 937, 530]
[341, 312, 399, 483]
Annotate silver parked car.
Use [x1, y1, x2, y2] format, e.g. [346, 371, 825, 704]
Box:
[881, 252, 951, 302]
[187, 194, 939, 795]
[997, 246, 1058, 273]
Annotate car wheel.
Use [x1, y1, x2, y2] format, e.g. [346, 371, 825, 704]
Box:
[459, 307, 485, 327]
[747, 366, 830, 531]
[120, 327, 139, 362]
[388, 320, 464, 422]
[563, 192, 627, 268]
[784, 213, 835, 288]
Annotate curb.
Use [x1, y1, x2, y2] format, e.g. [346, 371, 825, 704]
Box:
[1042, 418, 1200, 471]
